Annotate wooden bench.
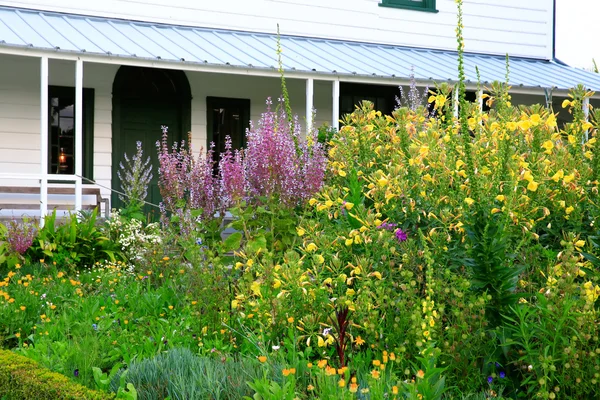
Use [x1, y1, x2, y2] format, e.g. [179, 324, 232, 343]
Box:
[0, 186, 109, 216]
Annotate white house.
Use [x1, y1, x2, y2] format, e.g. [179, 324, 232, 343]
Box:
[0, 0, 599, 220]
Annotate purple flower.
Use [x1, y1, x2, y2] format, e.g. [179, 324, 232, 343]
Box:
[5, 219, 37, 254]
[487, 376, 493, 384]
[377, 222, 398, 231]
[74, 369, 79, 378]
[499, 371, 506, 379]
[395, 228, 408, 242]
[92, 324, 98, 331]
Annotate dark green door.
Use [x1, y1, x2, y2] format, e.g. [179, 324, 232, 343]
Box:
[112, 67, 191, 218]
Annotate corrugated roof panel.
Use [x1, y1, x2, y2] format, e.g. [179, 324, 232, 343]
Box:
[2, 6, 600, 91]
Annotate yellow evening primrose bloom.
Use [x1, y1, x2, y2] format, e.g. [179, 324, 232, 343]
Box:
[305, 243, 318, 252]
[563, 173, 575, 184]
[546, 114, 557, 128]
[523, 170, 534, 183]
[296, 227, 305, 236]
[527, 181, 539, 192]
[583, 122, 594, 131]
[517, 120, 531, 131]
[345, 238, 354, 246]
[338, 170, 346, 177]
[551, 169, 564, 182]
[530, 114, 541, 125]
[541, 140, 554, 153]
[562, 99, 572, 108]
[315, 254, 325, 264]
[250, 281, 262, 298]
[575, 240, 586, 248]
[565, 206, 574, 214]
[496, 195, 505, 202]
[464, 198, 475, 206]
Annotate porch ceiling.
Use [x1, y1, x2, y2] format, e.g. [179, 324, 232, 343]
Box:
[1, 6, 600, 92]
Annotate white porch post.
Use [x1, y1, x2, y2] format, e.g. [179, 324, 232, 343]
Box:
[40, 57, 48, 227]
[453, 88, 459, 119]
[583, 96, 590, 142]
[332, 80, 340, 131]
[477, 89, 484, 114]
[75, 58, 83, 212]
[306, 78, 314, 133]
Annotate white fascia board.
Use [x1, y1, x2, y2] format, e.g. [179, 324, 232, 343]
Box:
[0, 46, 593, 98]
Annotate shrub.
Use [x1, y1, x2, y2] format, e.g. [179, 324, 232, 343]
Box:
[111, 348, 263, 400]
[0, 349, 114, 400]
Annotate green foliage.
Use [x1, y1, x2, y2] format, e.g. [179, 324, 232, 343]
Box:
[112, 348, 262, 400]
[27, 210, 122, 269]
[464, 208, 521, 327]
[0, 349, 114, 400]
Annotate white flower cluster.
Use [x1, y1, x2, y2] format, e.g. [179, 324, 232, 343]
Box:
[107, 210, 162, 264]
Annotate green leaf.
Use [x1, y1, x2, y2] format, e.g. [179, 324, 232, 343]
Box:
[223, 232, 242, 253]
[246, 236, 267, 255]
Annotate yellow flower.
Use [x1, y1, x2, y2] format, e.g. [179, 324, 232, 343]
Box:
[530, 114, 541, 125]
[15, 332, 20, 338]
[562, 99, 572, 108]
[309, 198, 318, 206]
[377, 178, 388, 187]
[162, 256, 170, 261]
[371, 369, 380, 379]
[563, 173, 575, 184]
[168, 305, 173, 310]
[15, 264, 21, 269]
[258, 356, 267, 363]
[314, 254, 325, 264]
[575, 240, 586, 248]
[517, 120, 531, 131]
[349, 383, 358, 393]
[551, 169, 564, 182]
[464, 198, 475, 206]
[416, 370, 425, 379]
[541, 140, 554, 154]
[506, 121, 518, 130]
[527, 181, 539, 192]
[305, 243, 318, 252]
[317, 359, 328, 369]
[392, 386, 399, 395]
[338, 379, 346, 388]
[287, 316, 294, 323]
[373, 359, 381, 367]
[338, 169, 347, 177]
[496, 195, 505, 202]
[20, 306, 26, 311]
[355, 336, 365, 346]
[345, 238, 353, 246]
[565, 206, 574, 214]
[346, 288, 356, 296]
[546, 114, 557, 128]
[296, 227, 305, 236]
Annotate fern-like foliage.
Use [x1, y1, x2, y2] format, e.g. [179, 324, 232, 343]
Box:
[464, 207, 522, 327]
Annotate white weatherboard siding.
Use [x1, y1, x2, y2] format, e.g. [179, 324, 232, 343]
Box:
[0, 0, 553, 59]
[0, 54, 333, 202]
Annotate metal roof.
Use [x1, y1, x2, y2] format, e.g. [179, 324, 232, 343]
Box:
[1, 5, 600, 91]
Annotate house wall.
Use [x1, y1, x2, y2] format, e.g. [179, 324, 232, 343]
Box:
[0, 0, 553, 59]
[0, 54, 333, 204]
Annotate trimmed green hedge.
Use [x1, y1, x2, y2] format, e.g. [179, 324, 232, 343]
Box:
[0, 349, 115, 400]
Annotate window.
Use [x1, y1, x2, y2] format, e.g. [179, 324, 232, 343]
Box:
[379, 0, 437, 13]
[207, 97, 250, 164]
[339, 83, 399, 120]
[48, 86, 94, 179]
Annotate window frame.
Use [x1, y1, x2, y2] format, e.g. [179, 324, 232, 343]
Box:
[379, 0, 438, 13]
[48, 85, 95, 181]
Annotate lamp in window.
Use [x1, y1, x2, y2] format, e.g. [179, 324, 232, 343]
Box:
[59, 147, 68, 172]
